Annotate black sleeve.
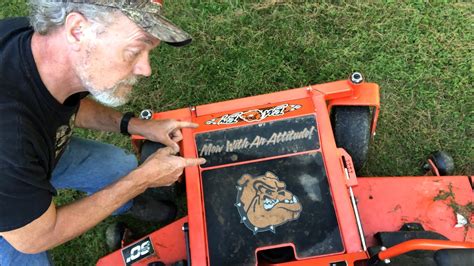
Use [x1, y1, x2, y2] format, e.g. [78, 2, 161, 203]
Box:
[0, 165, 53, 232]
[0, 17, 57, 232]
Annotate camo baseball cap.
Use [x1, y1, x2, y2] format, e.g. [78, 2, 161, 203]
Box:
[66, 0, 192, 46]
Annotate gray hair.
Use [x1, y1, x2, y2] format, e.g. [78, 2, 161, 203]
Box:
[29, 0, 118, 35]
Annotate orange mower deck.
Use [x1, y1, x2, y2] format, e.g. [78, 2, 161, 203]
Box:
[97, 76, 473, 266]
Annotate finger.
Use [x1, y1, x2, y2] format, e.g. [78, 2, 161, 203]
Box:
[160, 137, 180, 153]
[183, 157, 207, 167]
[155, 146, 178, 155]
[171, 128, 183, 138]
[170, 130, 183, 142]
[172, 135, 183, 142]
[176, 121, 199, 129]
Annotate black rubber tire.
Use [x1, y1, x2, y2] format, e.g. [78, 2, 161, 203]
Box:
[105, 222, 128, 251]
[139, 140, 167, 164]
[428, 151, 454, 176]
[139, 140, 185, 202]
[330, 106, 371, 172]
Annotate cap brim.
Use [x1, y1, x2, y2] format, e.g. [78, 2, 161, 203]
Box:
[122, 10, 192, 47]
[165, 38, 192, 47]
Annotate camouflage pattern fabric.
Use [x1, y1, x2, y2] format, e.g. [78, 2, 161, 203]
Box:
[54, 0, 191, 45]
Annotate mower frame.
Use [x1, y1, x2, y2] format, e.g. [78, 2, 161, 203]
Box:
[97, 76, 473, 266]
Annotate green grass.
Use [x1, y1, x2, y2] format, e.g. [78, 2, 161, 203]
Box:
[1, 1, 473, 265]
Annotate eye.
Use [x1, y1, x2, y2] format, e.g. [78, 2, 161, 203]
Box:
[257, 185, 273, 195]
[125, 49, 141, 61]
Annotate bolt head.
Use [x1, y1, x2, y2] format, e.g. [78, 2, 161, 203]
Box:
[350, 72, 364, 84]
[139, 109, 153, 120]
[384, 258, 391, 264]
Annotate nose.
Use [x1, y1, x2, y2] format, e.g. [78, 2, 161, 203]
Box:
[133, 53, 152, 77]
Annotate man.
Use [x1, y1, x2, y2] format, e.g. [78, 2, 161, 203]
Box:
[0, 0, 205, 265]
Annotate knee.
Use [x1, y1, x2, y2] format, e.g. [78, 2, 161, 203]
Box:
[113, 150, 138, 176]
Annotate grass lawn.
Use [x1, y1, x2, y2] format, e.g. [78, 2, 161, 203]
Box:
[1, 1, 472, 265]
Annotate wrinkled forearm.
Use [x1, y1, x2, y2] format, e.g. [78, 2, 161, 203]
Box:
[75, 98, 147, 135]
[45, 174, 145, 251]
[75, 98, 123, 132]
[2, 169, 147, 254]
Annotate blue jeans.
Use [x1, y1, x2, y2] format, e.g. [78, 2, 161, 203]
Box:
[0, 137, 138, 266]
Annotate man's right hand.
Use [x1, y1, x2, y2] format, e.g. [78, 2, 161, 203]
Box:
[136, 146, 206, 187]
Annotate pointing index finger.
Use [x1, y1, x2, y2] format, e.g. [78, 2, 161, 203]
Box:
[156, 146, 178, 155]
[176, 121, 199, 129]
[183, 157, 207, 167]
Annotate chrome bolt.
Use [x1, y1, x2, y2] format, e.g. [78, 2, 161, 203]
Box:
[350, 72, 364, 84]
[139, 109, 153, 120]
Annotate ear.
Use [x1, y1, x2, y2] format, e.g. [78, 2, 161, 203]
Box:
[265, 171, 278, 180]
[64, 12, 89, 51]
[237, 174, 252, 186]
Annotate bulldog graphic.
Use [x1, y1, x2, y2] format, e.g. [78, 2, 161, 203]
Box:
[240, 110, 262, 122]
[235, 171, 302, 234]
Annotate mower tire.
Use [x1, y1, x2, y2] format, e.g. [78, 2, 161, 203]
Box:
[139, 140, 185, 202]
[428, 151, 454, 176]
[139, 140, 167, 164]
[331, 106, 371, 172]
[105, 222, 130, 251]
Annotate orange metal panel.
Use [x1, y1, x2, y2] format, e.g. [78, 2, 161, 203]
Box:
[194, 87, 311, 117]
[183, 110, 210, 264]
[311, 93, 364, 253]
[310, 80, 353, 100]
[339, 148, 358, 187]
[353, 176, 474, 247]
[327, 83, 380, 108]
[194, 98, 315, 133]
[130, 107, 211, 265]
[96, 217, 188, 266]
[193, 80, 367, 119]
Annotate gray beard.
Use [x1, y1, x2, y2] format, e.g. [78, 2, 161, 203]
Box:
[80, 72, 138, 107]
[90, 89, 129, 107]
[89, 78, 137, 107]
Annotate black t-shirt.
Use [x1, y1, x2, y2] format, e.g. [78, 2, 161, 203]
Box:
[0, 17, 84, 231]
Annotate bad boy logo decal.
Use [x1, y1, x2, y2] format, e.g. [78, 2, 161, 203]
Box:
[206, 104, 301, 125]
[121, 237, 154, 266]
[235, 172, 302, 234]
